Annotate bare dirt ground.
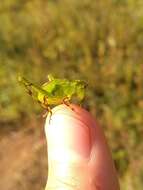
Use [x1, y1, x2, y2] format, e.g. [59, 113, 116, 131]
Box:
[0, 120, 48, 190]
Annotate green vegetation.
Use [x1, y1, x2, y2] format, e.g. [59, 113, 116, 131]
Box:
[0, 0, 143, 189]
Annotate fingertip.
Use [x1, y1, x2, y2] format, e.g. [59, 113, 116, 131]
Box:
[45, 104, 92, 160]
[44, 104, 120, 190]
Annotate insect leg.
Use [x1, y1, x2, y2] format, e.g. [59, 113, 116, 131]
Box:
[43, 96, 52, 123]
[43, 95, 49, 106]
[62, 97, 74, 111]
[25, 83, 33, 96]
[42, 106, 52, 121]
[27, 89, 33, 96]
[47, 106, 52, 117]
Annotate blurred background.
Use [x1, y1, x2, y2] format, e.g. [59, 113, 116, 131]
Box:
[0, 0, 143, 189]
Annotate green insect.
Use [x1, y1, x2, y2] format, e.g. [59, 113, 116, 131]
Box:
[18, 74, 86, 117]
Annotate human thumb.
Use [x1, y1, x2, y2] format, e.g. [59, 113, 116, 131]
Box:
[44, 104, 120, 190]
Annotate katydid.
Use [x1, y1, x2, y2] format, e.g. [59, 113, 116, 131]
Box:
[18, 74, 86, 118]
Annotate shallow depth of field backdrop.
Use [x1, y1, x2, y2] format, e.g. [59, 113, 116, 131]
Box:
[0, 1, 143, 190]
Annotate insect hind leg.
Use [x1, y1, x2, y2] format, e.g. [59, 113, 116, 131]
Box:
[25, 83, 33, 96]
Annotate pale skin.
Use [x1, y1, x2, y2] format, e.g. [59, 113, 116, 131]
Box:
[45, 104, 120, 190]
